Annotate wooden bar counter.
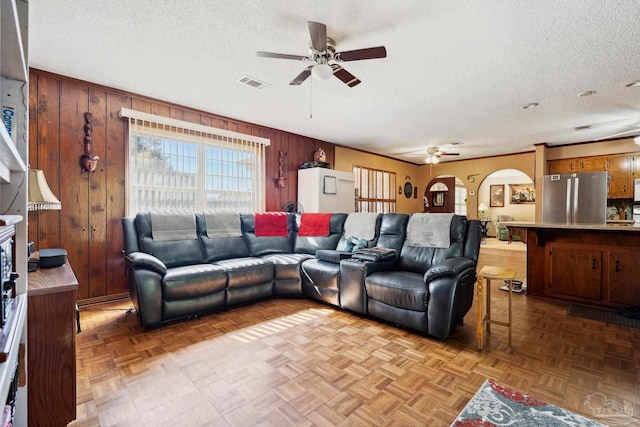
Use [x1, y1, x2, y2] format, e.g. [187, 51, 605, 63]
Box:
[28, 259, 79, 426]
[502, 222, 640, 307]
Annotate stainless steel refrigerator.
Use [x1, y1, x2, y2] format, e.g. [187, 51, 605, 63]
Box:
[542, 172, 608, 224]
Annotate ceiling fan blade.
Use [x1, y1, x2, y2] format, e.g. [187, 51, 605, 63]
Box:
[257, 51, 308, 61]
[335, 46, 387, 62]
[594, 126, 640, 140]
[331, 64, 361, 87]
[439, 152, 460, 156]
[289, 66, 313, 85]
[308, 21, 327, 52]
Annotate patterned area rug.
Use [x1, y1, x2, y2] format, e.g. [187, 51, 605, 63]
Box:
[451, 380, 605, 426]
[567, 304, 640, 329]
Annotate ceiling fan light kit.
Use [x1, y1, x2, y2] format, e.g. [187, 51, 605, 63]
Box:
[311, 63, 333, 80]
[425, 155, 439, 164]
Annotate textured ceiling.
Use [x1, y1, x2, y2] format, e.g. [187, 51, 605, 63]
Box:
[29, 0, 640, 163]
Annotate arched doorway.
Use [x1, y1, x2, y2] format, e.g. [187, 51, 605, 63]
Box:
[425, 176, 466, 214]
[478, 169, 534, 237]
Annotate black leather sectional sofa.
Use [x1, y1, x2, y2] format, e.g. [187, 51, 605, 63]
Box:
[122, 211, 481, 340]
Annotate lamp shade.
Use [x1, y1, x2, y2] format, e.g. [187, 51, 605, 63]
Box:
[478, 203, 489, 212]
[28, 169, 61, 211]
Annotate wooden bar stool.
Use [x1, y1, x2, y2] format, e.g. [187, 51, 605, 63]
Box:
[476, 265, 516, 351]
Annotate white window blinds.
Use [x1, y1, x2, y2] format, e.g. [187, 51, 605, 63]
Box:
[120, 108, 270, 215]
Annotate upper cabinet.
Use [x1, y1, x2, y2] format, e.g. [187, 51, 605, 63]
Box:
[547, 158, 576, 174]
[578, 156, 607, 172]
[547, 156, 608, 174]
[607, 155, 632, 199]
[548, 153, 637, 199]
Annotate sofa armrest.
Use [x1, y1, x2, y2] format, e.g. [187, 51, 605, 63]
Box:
[424, 257, 475, 283]
[339, 258, 397, 314]
[126, 252, 168, 276]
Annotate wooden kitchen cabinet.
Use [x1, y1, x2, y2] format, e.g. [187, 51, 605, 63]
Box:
[578, 156, 607, 172]
[548, 159, 575, 174]
[546, 244, 602, 302]
[607, 154, 632, 198]
[548, 156, 607, 174]
[608, 248, 640, 306]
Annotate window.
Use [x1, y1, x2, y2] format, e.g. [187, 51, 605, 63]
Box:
[353, 166, 396, 213]
[455, 185, 467, 216]
[121, 108, 269, 215]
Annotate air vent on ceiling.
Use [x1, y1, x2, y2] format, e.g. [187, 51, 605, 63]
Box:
[237, 76, 271, 90]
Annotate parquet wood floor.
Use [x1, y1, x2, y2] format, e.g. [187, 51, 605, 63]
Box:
[70, 273, 640, 426]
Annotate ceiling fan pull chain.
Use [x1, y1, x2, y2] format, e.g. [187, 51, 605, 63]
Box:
[309, 77, 313, 119]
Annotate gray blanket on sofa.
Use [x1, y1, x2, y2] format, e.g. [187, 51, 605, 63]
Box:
[407, 213, 454, 248]
[150, 210, 197, 241]
[204, 211, 242, 238]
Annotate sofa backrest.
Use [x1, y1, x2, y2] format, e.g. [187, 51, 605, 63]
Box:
[398, 214, 467, 274]
[376, 213, 410, 254]
[133, 211, 205, 268]
[336, 212, 383, 251]
[294, 213, 348, 254]
[463, 219, 481, 263]
[196, 213, 251, 262]
[241, 213, 296, 256]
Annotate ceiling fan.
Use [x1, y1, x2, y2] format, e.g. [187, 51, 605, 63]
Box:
[257, 21, 386, 87]
[411, 146, 460, 164]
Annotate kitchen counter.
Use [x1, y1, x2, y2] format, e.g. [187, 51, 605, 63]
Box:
[501, 221, 640, 231]
[499, 222, 640, 308]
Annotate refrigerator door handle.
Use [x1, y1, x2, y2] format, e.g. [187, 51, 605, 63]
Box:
[573, 177, 579, 223]
[566, 178, 572, 223]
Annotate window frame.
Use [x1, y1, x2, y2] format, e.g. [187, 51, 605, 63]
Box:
[353, 165, 397, 213]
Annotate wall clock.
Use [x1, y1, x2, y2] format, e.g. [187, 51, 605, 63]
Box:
[404, 182, 413, 199]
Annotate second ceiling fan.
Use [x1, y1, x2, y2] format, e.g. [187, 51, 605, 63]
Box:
[257, 21, 386, 87]
[413, 146, 460, 164]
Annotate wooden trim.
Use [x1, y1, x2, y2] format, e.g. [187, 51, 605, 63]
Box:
[77, 292, 130, 307]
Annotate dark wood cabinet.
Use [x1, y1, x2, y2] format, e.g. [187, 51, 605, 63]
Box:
[517, 226, 640, 307]
[28, 261, 79, 427]
[608, 248, 640, 306]
[547, 244, 602, 301]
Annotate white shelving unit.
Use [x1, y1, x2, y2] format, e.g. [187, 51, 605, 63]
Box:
[0, 0, 29, 425]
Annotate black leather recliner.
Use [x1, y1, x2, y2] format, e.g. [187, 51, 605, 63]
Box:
[340, 215, 480, 340]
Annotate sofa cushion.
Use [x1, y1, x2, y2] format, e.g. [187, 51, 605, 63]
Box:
[376, 213, 409, 254]
[336, 213, 382, 250]
[215, 257, 275, 289]
[397, 215, 466, 274]
[294, 213, 348, 254]
[162, 264, 227, 300]
[196, 213, 251, 262]
[365, 270, 428, 312]
[135, 212, 204, 268]
[263, 253, 314, 280]
[241, 213, 295, 256]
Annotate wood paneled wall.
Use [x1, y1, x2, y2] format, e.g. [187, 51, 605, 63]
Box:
[28, 69, 336, 302]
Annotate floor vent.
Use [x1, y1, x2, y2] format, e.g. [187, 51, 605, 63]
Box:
[237, 76, 271, 90]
